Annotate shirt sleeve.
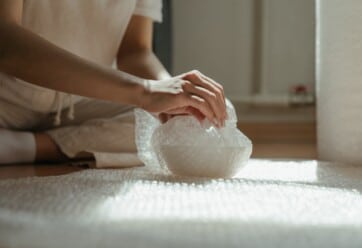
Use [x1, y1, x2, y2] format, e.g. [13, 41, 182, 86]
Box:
[133, 0, 163, 23]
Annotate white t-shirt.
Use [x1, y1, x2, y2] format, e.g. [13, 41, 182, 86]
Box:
[0, 0, 162, 112]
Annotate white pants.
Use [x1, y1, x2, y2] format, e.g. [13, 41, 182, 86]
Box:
[0, 77, 141, 167]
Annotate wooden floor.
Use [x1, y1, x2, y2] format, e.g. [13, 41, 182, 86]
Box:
[234, 103, 317, 159]
[236, 104, 317, 159]
[238, 122, 317, 159]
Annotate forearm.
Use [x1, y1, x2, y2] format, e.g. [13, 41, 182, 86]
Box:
[0, 21, 145, 106]
[117, 50, 171, 81]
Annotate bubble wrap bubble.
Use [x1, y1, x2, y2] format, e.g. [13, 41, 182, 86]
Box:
[1, 160, 362, 248]
[135, 100, 252, 177]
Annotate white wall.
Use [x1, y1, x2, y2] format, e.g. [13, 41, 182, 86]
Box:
[172, 0, 315, 102]
[172, 0, 255, 101]
[260, 0, 315, 95]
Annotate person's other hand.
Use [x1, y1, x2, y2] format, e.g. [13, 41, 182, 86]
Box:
[141, 70, 227, 127]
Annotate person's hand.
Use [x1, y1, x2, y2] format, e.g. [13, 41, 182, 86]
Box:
[140, 70, 227, 127]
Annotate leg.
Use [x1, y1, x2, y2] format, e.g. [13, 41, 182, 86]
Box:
[0, 96, 46, 164]
[34, 132, 94, 163]
[0, 129, 83, 164]
[0, 96, 140, 166]
[43, 99, 141, 168]
[34, 132, 68, 162]
[46, 114, 140, 167]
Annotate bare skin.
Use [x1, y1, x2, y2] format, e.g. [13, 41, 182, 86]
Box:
[0, 0, 227, 163]
[35, 15, 172, 162]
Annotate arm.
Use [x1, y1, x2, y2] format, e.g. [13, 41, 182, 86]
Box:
[117, 15, 176, 123]
[117, 15, 170, 81]
[0, 1, 226, 126]
[0, 0, 145, 106]
[117, 15, 223, 122]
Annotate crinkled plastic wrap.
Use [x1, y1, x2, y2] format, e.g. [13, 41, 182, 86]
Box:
[135, 100, 252, 178]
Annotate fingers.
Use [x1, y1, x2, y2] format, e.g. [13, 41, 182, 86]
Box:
[181, 81, 223, 127]
[185, 107, 205, 122]
[196, 72, 227, 119]
[145, 72, 227, 128]
[182, 71, 226, 126]
[178, 94, 217, 126]
[200, 74, 226, 106]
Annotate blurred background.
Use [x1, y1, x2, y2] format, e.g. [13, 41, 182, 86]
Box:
[154, 0, 316, 160]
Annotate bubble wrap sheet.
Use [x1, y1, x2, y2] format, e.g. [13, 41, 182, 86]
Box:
[1, 159, 362, 248]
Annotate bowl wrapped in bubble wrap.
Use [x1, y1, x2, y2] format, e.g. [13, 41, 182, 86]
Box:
[135, 99, 252, 178]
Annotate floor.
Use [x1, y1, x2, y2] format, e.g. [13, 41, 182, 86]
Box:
[0, 105, 317, 180]
[237, 104, 316, 159]
[3, 159, 362, 248]
[240, 122, 316, 159]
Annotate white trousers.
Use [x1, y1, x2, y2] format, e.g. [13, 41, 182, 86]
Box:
[0, 94, 142, 168]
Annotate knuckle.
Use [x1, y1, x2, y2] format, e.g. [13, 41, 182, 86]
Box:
[183, 73, 193, 81]
[181, 80, 192, 88]
[208, 91, 217, 100]
[194, 96, 206, 106]
[189, 70, 201, 79]
[212, 81, 223, 91]
[211, 89, 223, 101]
[184, 80, 192, 86]
[214, 88, 222, 96]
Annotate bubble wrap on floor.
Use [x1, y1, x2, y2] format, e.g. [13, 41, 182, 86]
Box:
[1, 159, 362, 248]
